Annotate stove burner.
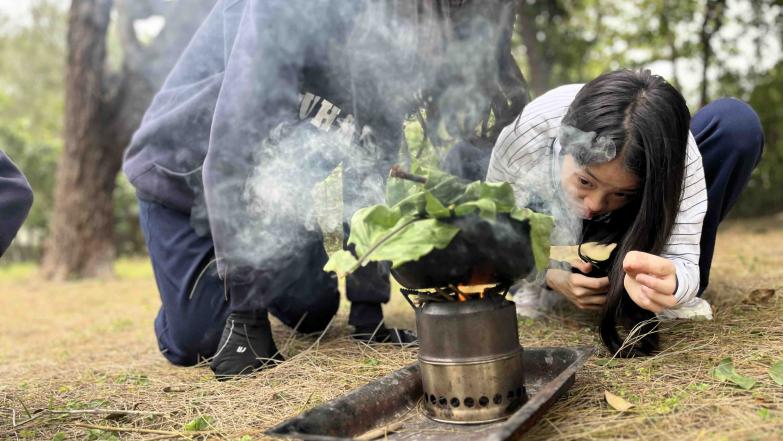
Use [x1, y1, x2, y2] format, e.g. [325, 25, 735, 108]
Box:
[400, 283, 511, 308]
[407, 287, 527, 423]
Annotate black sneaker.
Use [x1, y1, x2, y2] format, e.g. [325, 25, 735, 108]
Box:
[209, 311, 284, 380]
[352, 324, 418, 346]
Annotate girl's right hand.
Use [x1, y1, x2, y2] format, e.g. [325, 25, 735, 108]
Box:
[545, 260, 610, 311]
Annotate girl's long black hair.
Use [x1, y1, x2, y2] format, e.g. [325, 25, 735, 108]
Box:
[561, 69, 691, 357]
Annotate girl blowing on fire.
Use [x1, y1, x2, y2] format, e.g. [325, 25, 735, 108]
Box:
[485, 69, 764, 356]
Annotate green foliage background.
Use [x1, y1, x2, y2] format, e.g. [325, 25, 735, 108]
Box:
[1, 0, 782, 260]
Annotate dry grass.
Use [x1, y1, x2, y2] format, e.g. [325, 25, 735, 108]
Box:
[1, 216, 782, 440]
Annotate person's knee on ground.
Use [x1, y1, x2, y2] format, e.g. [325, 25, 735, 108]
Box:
[155, 309, 224, 366]
[152, 260, 230, 367]
[138, 198, 232, 367]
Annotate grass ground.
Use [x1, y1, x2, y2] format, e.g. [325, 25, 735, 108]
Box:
[1, 216, 782, 440]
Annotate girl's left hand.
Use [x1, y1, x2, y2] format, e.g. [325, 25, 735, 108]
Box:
[622, 251, 678, 313]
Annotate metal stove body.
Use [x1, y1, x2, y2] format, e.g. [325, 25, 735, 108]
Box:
[404, 288, 527, 424]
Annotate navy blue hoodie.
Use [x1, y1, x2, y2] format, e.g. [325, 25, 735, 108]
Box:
[123, 0, 511, 308]
[123, 0, 408, 291]
[0, 150, 33, 257]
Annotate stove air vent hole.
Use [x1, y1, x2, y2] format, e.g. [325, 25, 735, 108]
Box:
[479, 396, 489, 407]
[450, 398, 460, 408]
[464, 397, 475, 408]
[493, 393, 503, 404]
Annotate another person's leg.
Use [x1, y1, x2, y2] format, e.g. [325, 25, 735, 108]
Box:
[346, 262, 389, 331]
[344, 241, 417, 344]
[211, 228, 341, 377]
[441, 139, 493, 181]
[266, 230, 341, 334]
[692, 98, 764, 295]
[138, 198, 230, 366]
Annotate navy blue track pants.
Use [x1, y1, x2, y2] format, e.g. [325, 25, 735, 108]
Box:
[138, 199, 389, 366]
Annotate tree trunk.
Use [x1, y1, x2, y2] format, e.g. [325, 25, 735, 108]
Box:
[517, 2, 553, 96]
[42, 0, 117, 279]
[42, 0, 213, 279]
[699, 0, 726, 108]
[661, 0, 680, 90]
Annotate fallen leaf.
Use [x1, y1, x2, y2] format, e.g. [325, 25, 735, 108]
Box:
[550, 242, 617, 263]
[605, 390, 634, 412]
[769, 361, 783, 386]
[710, 358, 756, 390]
[744, 288, 776, 304]
[595, 358, 619, 367]
[162, 385, 191, 393]
[184, 415, 214, 431]
[105, 412, 127, 421]
[752, 390, 774, 404]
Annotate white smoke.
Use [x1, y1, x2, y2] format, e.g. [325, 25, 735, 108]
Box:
[141, 0, 525, 289]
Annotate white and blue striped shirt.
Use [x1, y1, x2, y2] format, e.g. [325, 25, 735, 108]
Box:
[487, 84, 708, 309]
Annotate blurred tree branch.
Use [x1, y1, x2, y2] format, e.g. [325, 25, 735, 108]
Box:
[699, 0, 726, 108]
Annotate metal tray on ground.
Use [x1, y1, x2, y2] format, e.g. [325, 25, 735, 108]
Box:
[266, 346, 593, 441]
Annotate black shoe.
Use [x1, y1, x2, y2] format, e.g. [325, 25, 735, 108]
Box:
[210, 311, 284, 380]
[352, 324, 418, 346]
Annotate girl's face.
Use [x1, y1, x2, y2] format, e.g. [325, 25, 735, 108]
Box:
[559, 154, 640, 219]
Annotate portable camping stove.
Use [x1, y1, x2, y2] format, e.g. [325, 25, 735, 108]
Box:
[401, 285, 526, 424]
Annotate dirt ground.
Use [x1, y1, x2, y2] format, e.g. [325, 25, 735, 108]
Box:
[1, 216, 782, 440]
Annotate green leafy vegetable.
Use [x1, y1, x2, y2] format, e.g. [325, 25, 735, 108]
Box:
[454, 198, 497, 220]
[322, 250, 359, 277]
[424, 192, 450, 218]
[354, 218, 459, 268]
[459, 181, 516, 212]
[710, 358, 756, 390]
[769, 361, 783, 385]
[323, 165, 554, 277]
[346, 205, 459, 269]
[511, 207, 555, 271]
[418, 166, 469, 206]
[347, 205, 406, 255]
